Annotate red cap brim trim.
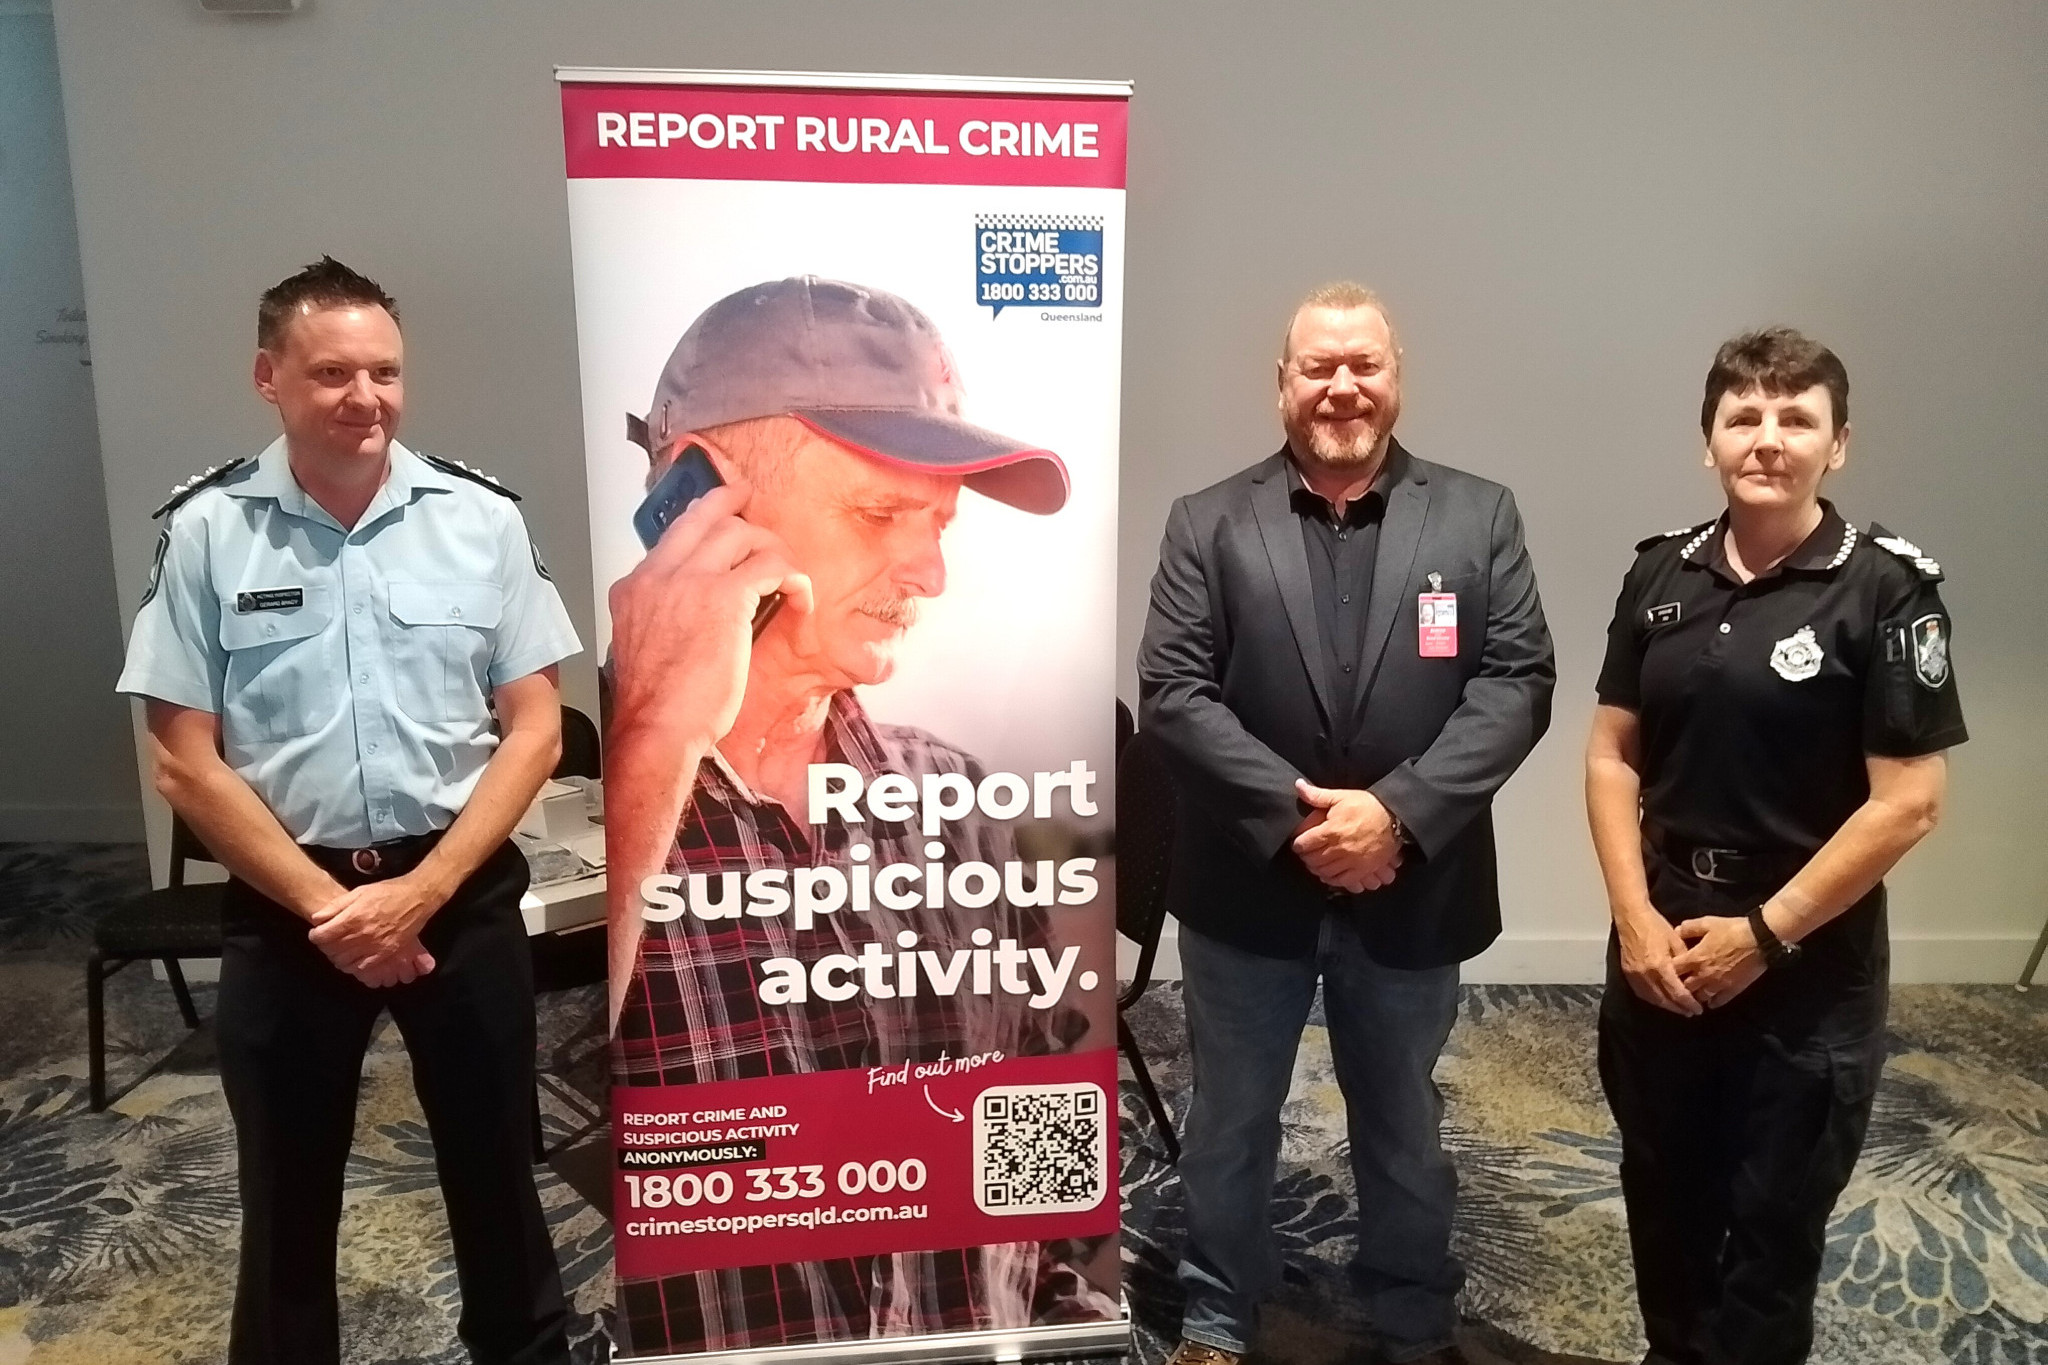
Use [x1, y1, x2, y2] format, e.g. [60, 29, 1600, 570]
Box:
[789, 414, 1071, 515]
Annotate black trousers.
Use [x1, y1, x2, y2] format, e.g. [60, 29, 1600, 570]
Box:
[1598, 857, 1887, 1365]
[217, 838, 570, 1365]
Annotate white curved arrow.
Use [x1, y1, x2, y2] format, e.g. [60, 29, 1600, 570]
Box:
[924, 1084, 964, 1123]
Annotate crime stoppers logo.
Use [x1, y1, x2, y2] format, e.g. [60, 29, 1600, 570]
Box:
[976, 213, 1103, 317]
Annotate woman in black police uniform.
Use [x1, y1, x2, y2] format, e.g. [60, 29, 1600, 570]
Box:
[1586, 327, 1966, 1365]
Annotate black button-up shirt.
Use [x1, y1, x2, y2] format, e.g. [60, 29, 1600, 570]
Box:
[1288, 460, 1388, 724]
[1597, 501, 1967, 859]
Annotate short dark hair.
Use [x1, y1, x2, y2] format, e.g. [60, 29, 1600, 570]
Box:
[1701, 327, 1848, 435]
[257, 256, 399, 353]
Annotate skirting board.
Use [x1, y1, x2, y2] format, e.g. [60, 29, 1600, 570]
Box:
[1122, 927, 2045, 986]
[0, 803, 144, 843]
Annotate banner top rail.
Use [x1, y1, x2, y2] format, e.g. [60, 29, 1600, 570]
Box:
[553, 67, 1132, 97]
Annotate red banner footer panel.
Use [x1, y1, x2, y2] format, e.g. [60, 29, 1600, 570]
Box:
[615, 1048, 1120, 1279]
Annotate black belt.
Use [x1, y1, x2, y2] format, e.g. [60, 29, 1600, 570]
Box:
[1642, 824, 1806, 889]
[302, 830, 444, 883]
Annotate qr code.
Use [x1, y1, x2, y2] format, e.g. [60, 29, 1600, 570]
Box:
[972, 1083, 1108, 1216]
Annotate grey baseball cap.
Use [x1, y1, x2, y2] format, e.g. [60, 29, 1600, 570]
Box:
[628, 276, 1069, 515]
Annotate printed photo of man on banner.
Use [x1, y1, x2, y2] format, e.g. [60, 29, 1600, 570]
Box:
[555, 71, 1131, 1361]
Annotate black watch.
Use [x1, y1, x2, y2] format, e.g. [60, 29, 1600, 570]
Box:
[1748, 908, 1803, 970]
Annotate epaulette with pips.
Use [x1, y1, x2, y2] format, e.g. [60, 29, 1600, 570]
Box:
[1868, 523, 1943, 581]
[419, 452, 521, 501]
[1636, 519, 1716, 553]
[152, 457, 249, 519]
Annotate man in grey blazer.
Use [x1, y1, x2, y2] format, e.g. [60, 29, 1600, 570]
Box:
[1139, 282, 1555, 1365]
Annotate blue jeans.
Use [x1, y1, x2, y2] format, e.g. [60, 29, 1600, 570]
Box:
[1176, 919, 1463, 1360]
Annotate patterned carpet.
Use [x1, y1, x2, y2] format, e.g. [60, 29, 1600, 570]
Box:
[1118, 979, 2048, 1365]
[0, 843, 613, 1364]
[4, 843, 2047, 1363]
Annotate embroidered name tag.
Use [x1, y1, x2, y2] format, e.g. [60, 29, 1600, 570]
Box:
[236, 588, 305, 613]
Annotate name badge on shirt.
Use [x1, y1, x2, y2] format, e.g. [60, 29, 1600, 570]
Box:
[1418, 592, 1458, 657]
[236, 587, 305, 613]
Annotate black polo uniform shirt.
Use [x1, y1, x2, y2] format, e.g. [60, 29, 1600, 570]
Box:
[1597, 500, 1967, 877]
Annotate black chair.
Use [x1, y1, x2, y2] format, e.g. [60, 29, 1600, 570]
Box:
[555, 703, 602, 780]
[2018, 915, 2048, 990]
[1116, 710, 1182, 1164]
[534, 702, 606, 1159]
[89, 815, 223, 1110]
[531, 934, 608, 1163]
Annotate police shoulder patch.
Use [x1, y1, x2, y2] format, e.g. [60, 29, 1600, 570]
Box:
[1635, 519, 1715, 553]
[419, 452, 522, 501]
[138, 528, 170, 606]
[1908, 613, 1951, 689]
[1868, 522, 1943, 580]
[151, 457, 249, 519]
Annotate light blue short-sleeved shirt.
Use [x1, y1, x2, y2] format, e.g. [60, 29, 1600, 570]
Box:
[116, 437, 583, 847]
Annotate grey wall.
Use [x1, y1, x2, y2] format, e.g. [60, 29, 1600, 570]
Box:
[0, 3, 139, 842]
[51, 0, 2047, 976]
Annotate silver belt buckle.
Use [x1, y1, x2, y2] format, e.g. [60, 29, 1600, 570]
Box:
[351, 847, 383, 876]
[1689, 847, 1735, 884]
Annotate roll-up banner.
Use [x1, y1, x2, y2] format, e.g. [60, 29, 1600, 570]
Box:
[555, 69, 1131, 1364]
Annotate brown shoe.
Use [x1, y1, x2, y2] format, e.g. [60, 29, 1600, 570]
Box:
[1165, 1342, 1244, 1365]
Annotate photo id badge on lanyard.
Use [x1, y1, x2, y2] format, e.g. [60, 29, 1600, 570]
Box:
[1419, 573, 1457, 658]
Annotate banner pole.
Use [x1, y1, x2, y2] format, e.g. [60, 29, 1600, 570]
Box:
[622, 1315, 1132, 1365]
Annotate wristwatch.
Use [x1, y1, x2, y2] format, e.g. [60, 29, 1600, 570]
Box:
[1387, 812, 1411, 849]
[1747, 908, 1803, 970]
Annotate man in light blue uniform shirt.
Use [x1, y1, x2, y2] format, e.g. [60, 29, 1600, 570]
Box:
[117, 257, 580, 1365]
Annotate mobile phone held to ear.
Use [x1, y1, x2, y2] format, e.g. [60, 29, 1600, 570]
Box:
[632, 444, 785, 638]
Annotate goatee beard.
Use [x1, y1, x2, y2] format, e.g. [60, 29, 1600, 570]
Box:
[1301, 418, 1386, 467]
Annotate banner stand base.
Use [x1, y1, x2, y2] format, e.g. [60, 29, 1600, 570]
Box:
[624, 1313, 1132, 1365]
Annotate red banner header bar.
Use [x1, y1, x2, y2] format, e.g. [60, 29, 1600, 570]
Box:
[561, 84, 1128, 188]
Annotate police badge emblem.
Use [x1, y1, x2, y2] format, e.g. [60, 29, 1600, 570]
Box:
[1770, 625, 1824, 682]
[1910, 613, 1949, 689]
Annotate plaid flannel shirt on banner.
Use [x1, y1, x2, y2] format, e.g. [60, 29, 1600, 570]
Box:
[615, 693, 1076, 1354]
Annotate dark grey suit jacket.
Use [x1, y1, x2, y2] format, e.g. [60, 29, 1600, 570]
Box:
[1137, 441, 1555, 965]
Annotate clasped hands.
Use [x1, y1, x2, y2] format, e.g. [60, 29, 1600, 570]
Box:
[1617, 909, 1766, 1016]
[306, 873, 446, 988]
[1290, 779, 1404, 893]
